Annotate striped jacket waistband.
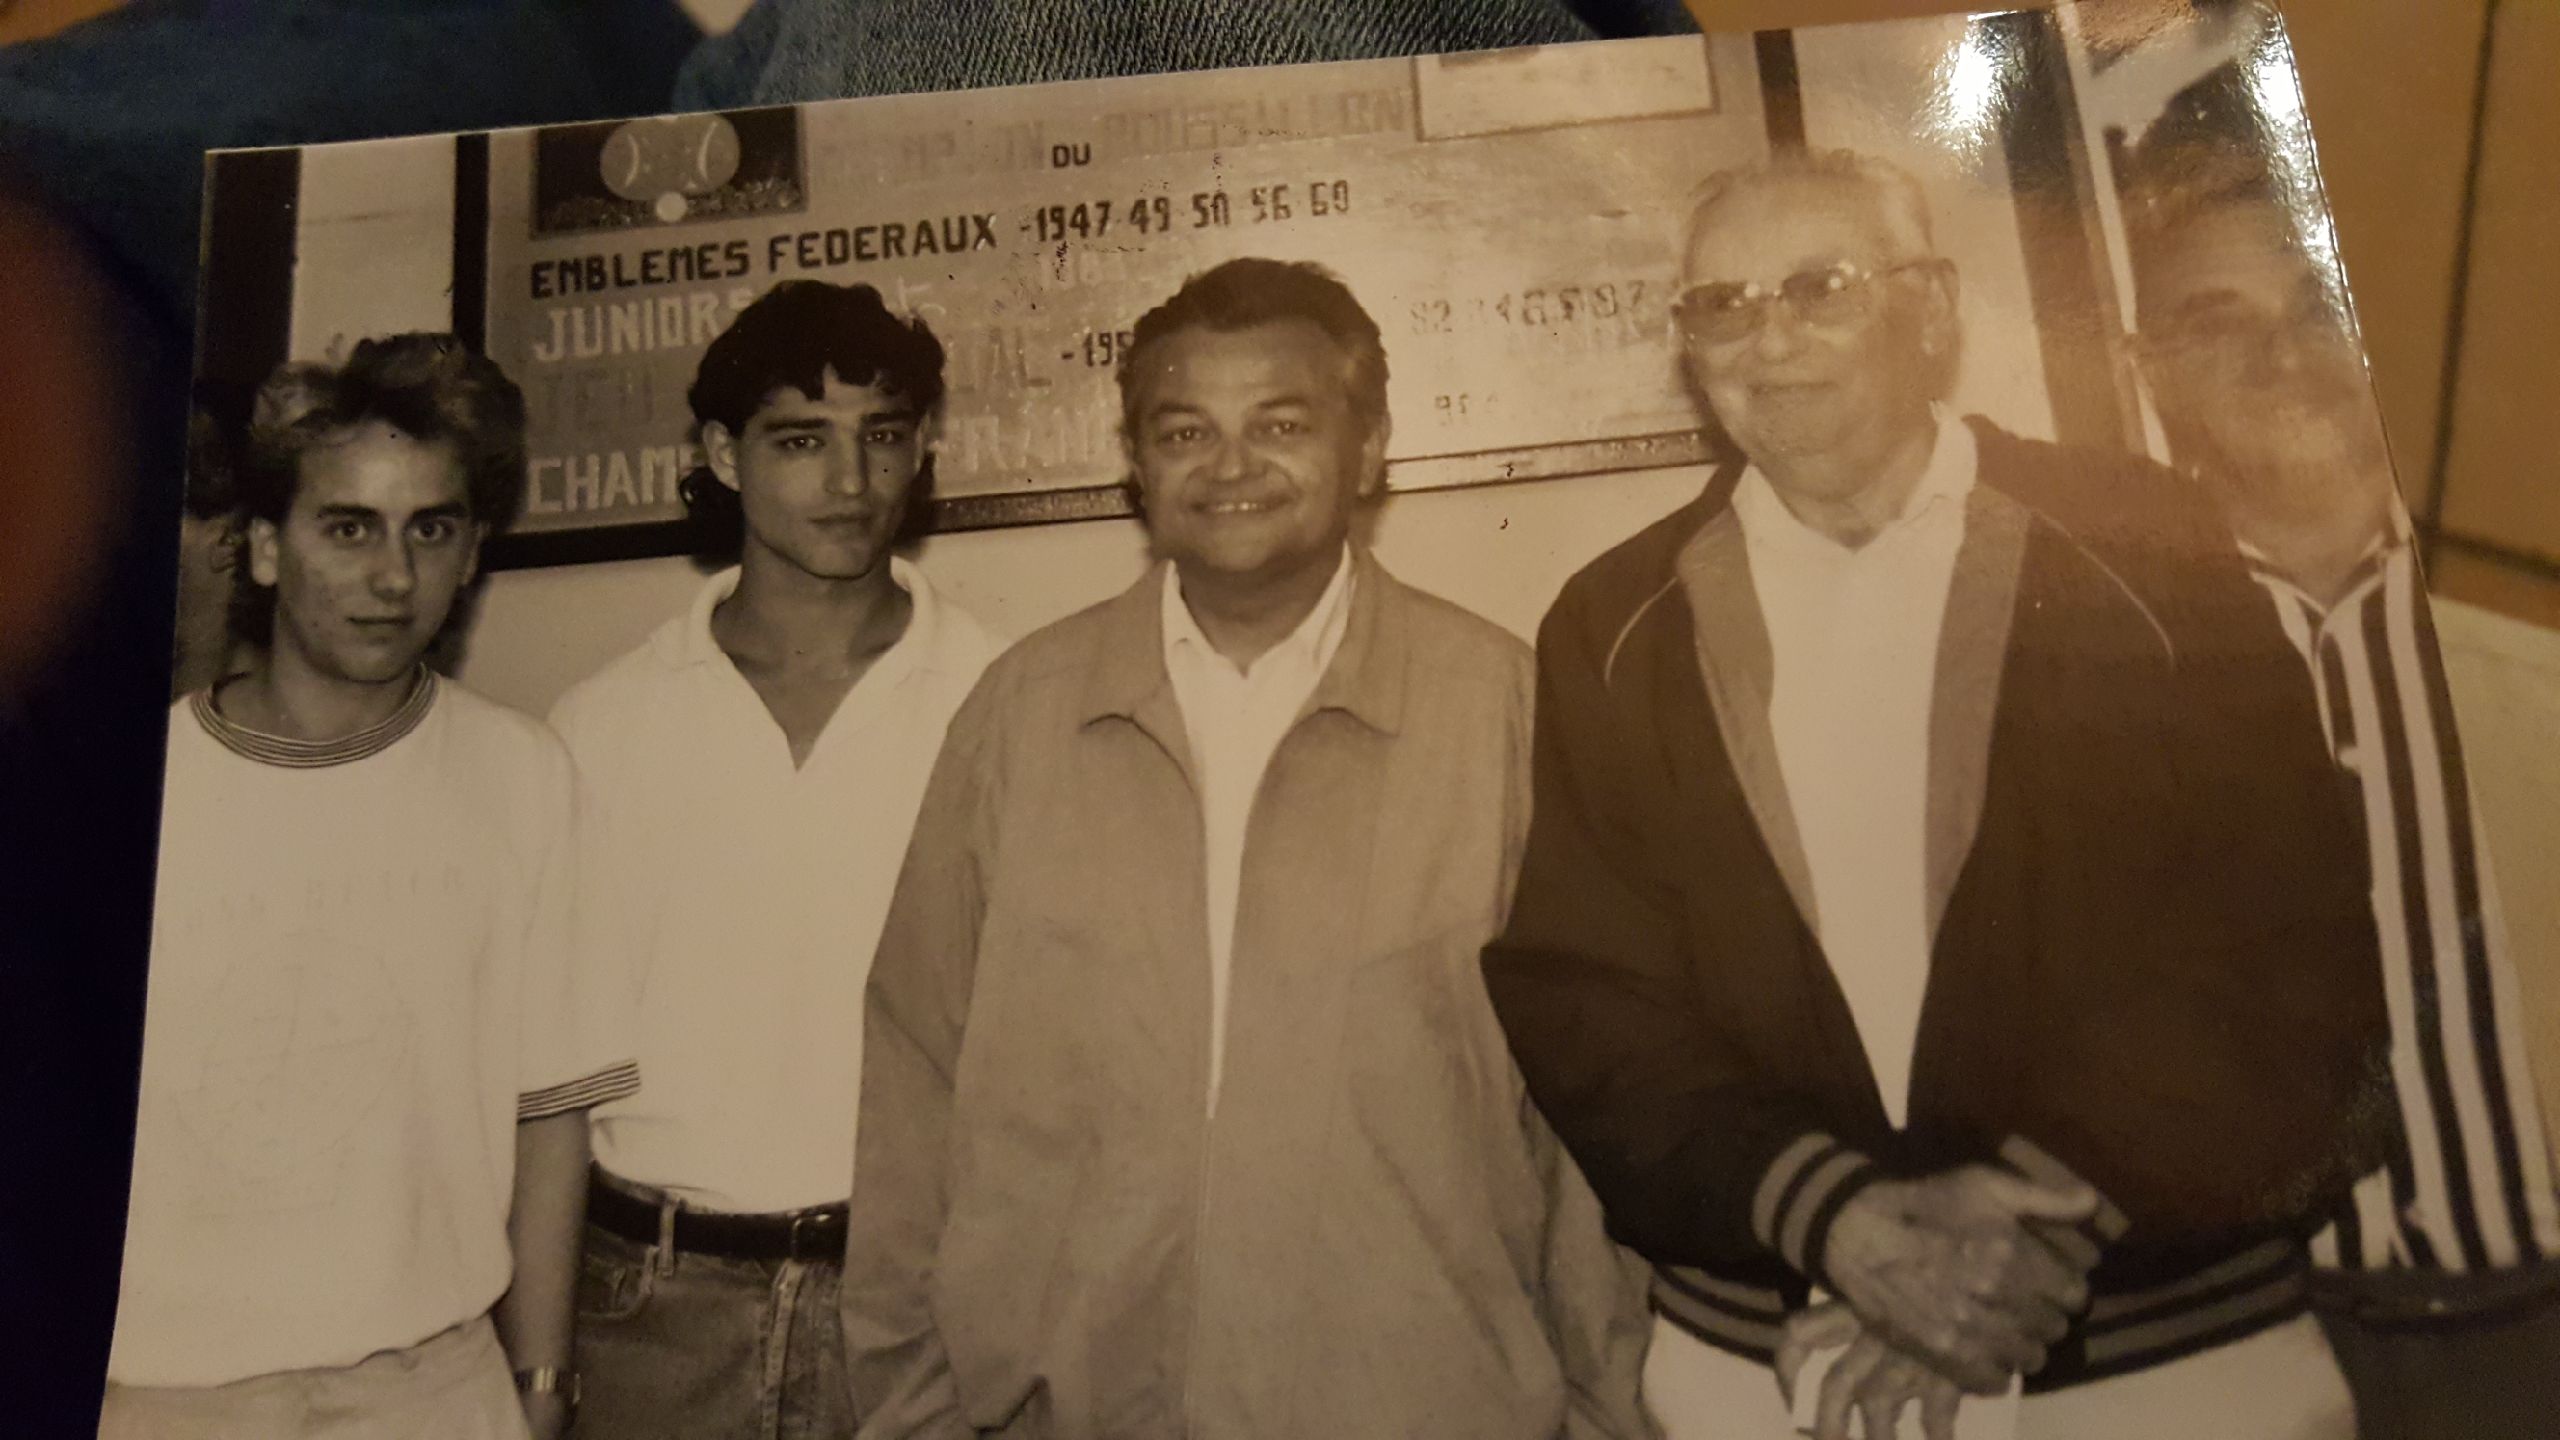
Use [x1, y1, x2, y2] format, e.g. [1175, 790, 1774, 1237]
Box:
[1652, 1233, 2309, 1392]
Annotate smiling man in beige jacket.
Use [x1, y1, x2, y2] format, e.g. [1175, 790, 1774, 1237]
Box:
[841, 257, 1655, 1440]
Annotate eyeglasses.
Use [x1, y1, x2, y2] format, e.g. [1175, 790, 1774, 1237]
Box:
[1672, 259, 1939, 345]
[2133, 290, 2358, 370]
[2129, 302, 2344, 366]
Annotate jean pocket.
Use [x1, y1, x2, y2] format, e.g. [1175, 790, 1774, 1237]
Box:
[575, 1236, 656, 1323]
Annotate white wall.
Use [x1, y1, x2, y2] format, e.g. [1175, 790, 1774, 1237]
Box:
[293, 137, 457, 364]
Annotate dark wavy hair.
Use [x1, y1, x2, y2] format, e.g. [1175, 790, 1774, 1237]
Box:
[679, 280, 947, 553]
[1115, 258, 1389, 438]
[232, 333, 527, 643]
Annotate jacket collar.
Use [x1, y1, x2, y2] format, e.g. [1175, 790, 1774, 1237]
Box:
[1674, 418, 2027, 944]
[1075, 544, 1410, 743]
[1674, 508, 1818, 933]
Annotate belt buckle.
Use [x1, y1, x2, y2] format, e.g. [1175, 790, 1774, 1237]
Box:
[787, 1208, 835, 1261]
[656, 1196, 679, 1278]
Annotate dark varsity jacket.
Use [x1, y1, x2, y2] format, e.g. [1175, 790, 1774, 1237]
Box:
[1483, 418, 2395, 1389]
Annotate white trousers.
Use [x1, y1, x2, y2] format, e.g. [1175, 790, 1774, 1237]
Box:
[1642, 1311, 2356, 1440]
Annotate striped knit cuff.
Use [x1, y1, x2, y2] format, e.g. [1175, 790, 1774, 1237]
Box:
[1651, 1264, 1794, 1364]
[517, 1060, 640, 1121]
[2062, 1237, 2307, 1387]
[1752, 1132, 1883, 1283]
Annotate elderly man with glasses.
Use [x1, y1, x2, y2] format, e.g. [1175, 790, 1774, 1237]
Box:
[1483, 148, 2394, 1439]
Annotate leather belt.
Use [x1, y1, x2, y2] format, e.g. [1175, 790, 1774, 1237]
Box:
[586, 1168, 848, 1265]
[2310, 1253, 2560, 1329]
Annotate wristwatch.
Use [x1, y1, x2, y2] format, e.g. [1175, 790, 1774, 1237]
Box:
[514, 1365, 582, 1413]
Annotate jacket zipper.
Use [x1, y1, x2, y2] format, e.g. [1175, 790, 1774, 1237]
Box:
[1174, 737, 1217, 1440]
[1176, 723, 1294, 1438]
[1178, 1117, 1217, 1439]
[1174, 682, 1316, 1437]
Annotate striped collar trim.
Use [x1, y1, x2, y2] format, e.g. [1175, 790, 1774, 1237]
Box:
[2238, 508, 2412, 616]
[2243, 542, 2402, 622]
[193, 671, 439, 769]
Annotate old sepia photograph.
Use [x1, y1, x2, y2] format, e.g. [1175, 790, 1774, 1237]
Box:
[103, 2, 2556, 1436]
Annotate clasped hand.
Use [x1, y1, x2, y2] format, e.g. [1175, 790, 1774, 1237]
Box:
[1776, 1303, 1962, 1440]
[1818, 1164, 2100, 1396]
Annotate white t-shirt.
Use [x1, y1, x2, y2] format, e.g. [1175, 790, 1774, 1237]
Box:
[111, 675, 638, 1388]
[549, 559, 1002, 1214]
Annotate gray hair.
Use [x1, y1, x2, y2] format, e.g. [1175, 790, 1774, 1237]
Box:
[1680, 148, 1942, 271]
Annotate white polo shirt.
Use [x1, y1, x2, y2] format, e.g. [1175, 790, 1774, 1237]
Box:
[1651, 418, 2011, 1437]
[112, 676, 637, 1388]
[1734, 413, 1976, 1128]
[549, 559, 1001, 1214]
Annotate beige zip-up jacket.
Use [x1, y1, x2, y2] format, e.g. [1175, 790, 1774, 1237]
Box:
[844, 549, 1656, 1440]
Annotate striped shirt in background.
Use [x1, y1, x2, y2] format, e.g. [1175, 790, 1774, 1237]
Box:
[2245, 532, 2560, 1278]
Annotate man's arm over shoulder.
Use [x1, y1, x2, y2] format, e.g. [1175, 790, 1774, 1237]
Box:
[842, 664, 1012, 1440]
[1993, 429, 2394, 1233]
[2148, 464, 2394, 1231]
[2143, 579, 2394, 1232]
[1484, 554, 1864, 1287]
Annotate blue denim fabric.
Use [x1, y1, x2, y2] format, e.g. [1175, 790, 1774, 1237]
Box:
[677, 0, 1699, 109]
[0, 0, 697, 339]
[575, 1224, 852, 1440]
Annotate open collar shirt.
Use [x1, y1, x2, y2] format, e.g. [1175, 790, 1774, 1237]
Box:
[2245, 516, 2560, 1278]
[548, 557, 1001, 1214]
[1160, 547, 1355, 1114]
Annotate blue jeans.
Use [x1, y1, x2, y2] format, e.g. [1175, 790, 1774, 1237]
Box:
[573, 1222, 851, 1440]
[677, 0, 1699, 109]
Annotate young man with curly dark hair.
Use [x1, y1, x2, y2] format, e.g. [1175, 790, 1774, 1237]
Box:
[547, 280, 1000, 1438]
